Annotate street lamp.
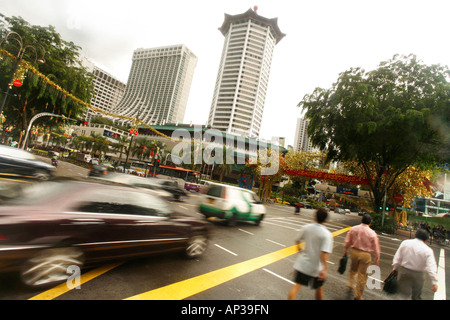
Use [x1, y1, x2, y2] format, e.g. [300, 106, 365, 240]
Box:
[0, 31, 46, 115]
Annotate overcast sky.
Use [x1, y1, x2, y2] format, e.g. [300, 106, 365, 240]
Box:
[2, 0, 449, 146]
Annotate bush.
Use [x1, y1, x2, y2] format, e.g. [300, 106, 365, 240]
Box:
[370, 213, 396, 234]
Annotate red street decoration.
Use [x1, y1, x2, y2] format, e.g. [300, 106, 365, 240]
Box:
[393, 193, 404, 203]
[13, 80, 22, 87]
[284, 168, 370, 185]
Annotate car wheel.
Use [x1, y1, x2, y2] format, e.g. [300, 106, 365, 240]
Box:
[255, 214, 264, 226]
[33, 170, 51, 181]
[185, 234, 208, 259]
[20, 246, 84, 288]
[227, 213, 238, 227]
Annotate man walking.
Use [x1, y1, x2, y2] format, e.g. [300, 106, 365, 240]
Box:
[288, 208, 333, 300]
[344, 214, 380, 300]
[392, 229, 438, 300]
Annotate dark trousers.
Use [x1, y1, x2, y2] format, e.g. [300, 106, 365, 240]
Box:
[398, 267, 425, 300]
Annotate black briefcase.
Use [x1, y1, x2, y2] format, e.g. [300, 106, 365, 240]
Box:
[338, 254, 348, 274]
[383, 270, 398, 294]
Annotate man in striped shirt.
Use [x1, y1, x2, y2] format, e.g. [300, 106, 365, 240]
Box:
[344, 214, 381, 300]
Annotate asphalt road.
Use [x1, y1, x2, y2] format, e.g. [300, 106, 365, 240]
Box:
[0, 158, 448, 303]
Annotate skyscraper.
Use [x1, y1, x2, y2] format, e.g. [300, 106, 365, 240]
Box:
[81, 57, 126, 122]
[112, 44, 197, 125]
[293, 118, 317, 152]
[208, 7, 285, 138]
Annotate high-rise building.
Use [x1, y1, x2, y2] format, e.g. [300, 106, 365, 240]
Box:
[293, 118, 316, 152]
[208, 7, 285, 138]
[81, 57, 126, 121]
[112, 44, 197, 125]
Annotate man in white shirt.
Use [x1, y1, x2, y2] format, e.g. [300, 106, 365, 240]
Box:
[288, 208, 333, 300]
[392, 229, 438, 300]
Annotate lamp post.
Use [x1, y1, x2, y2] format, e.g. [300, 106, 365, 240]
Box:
[0, 31, 46, 115]
[21, 112, 75, 150]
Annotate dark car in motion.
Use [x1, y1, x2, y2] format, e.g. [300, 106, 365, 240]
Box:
[0, 179, 208, 288]
[149, 178, 188, 201]
[0, 144, 55, 180]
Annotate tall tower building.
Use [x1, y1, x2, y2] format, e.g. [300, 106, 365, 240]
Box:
[208, 7, 285, 138]
[294, 118, 317, 152]
[113, 44, 197, 125]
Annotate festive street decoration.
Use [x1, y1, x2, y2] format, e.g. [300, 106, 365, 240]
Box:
[284, 168, 371, 185]
[0, 48, 175, 142]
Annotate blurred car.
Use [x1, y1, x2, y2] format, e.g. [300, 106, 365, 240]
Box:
[150, 178, 188, 201]
[184, 181, 200, 192]
[199, 183, 265, 226]
[0, 179, 208, 288]
[93, 172, 172, 200]
[344, 209, 351, 214]
[300, 202, 313, 209]
[88, 164, 112, 177]
[0, 144, 55, 180]
[335, 208, 346, 214]
[199, 180, 213, 194]
[436, 213, 450, 218]
[358, 209, 368, 216]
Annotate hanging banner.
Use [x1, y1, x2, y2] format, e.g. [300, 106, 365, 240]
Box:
[284, 168, 370, 185]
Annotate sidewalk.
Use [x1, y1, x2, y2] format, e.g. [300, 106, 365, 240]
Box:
[393, 227, 449, 249]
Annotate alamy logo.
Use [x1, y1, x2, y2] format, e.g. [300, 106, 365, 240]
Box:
[170, 126, 280, 176]
[66, 265, 81, 290]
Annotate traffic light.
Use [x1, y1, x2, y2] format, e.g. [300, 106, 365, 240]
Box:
[129, 129, 138, 135]
[154, 158, 160, 167]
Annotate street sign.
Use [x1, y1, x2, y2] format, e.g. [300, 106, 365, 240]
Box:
[394, 193, 404, 203]
[13, 80, 22, 87]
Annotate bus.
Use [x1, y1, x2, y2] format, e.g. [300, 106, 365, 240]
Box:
[155, 165, 201, 191]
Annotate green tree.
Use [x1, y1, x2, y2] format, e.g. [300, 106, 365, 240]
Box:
[0, 14, 94, 143]
[111, 135, 130, 164]
[299, 54, 450, 212]
[90, 133, 109, 158]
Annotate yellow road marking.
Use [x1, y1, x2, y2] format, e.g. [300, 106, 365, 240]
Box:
[28, 262, 124, 300]
[125, 227, 351, 300]
[0, 176, 33, 183]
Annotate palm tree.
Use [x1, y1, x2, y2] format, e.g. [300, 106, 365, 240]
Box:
[131, 137, 150, 161]
[90, 133, 109, 159]
[217, 146, 234, 182]
[111, 135, 130, 164]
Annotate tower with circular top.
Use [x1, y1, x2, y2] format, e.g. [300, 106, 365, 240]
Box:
[208, 7, 285, 138]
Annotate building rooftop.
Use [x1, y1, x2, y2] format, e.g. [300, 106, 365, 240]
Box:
[218, 8, 286, 44]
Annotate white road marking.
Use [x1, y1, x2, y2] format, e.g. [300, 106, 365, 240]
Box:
[434, 248, 446, 300]
[238, 228, 255, 235]
[265, 239, 286, 247]
[214, 244, 238, 256]
[262, 220, 301, 231]
[263, 268, 295, 285]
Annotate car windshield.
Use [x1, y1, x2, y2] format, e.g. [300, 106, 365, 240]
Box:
[74, 188, 172, 217]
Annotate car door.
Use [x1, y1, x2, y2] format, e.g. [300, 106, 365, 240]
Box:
[70, 188, 190, 261]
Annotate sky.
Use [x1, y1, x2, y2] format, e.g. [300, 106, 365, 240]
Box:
[2, 0, 449, 146]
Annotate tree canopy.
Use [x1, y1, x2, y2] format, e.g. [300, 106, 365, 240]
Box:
[0, 14, 94, 140]
[299, 54, 450, 212]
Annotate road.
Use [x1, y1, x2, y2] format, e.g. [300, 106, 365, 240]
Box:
[0, 158, 448, 304]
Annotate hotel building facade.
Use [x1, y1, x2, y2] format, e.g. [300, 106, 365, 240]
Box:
[112, 44, 197, 126]
[81, 57, 126, 121]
